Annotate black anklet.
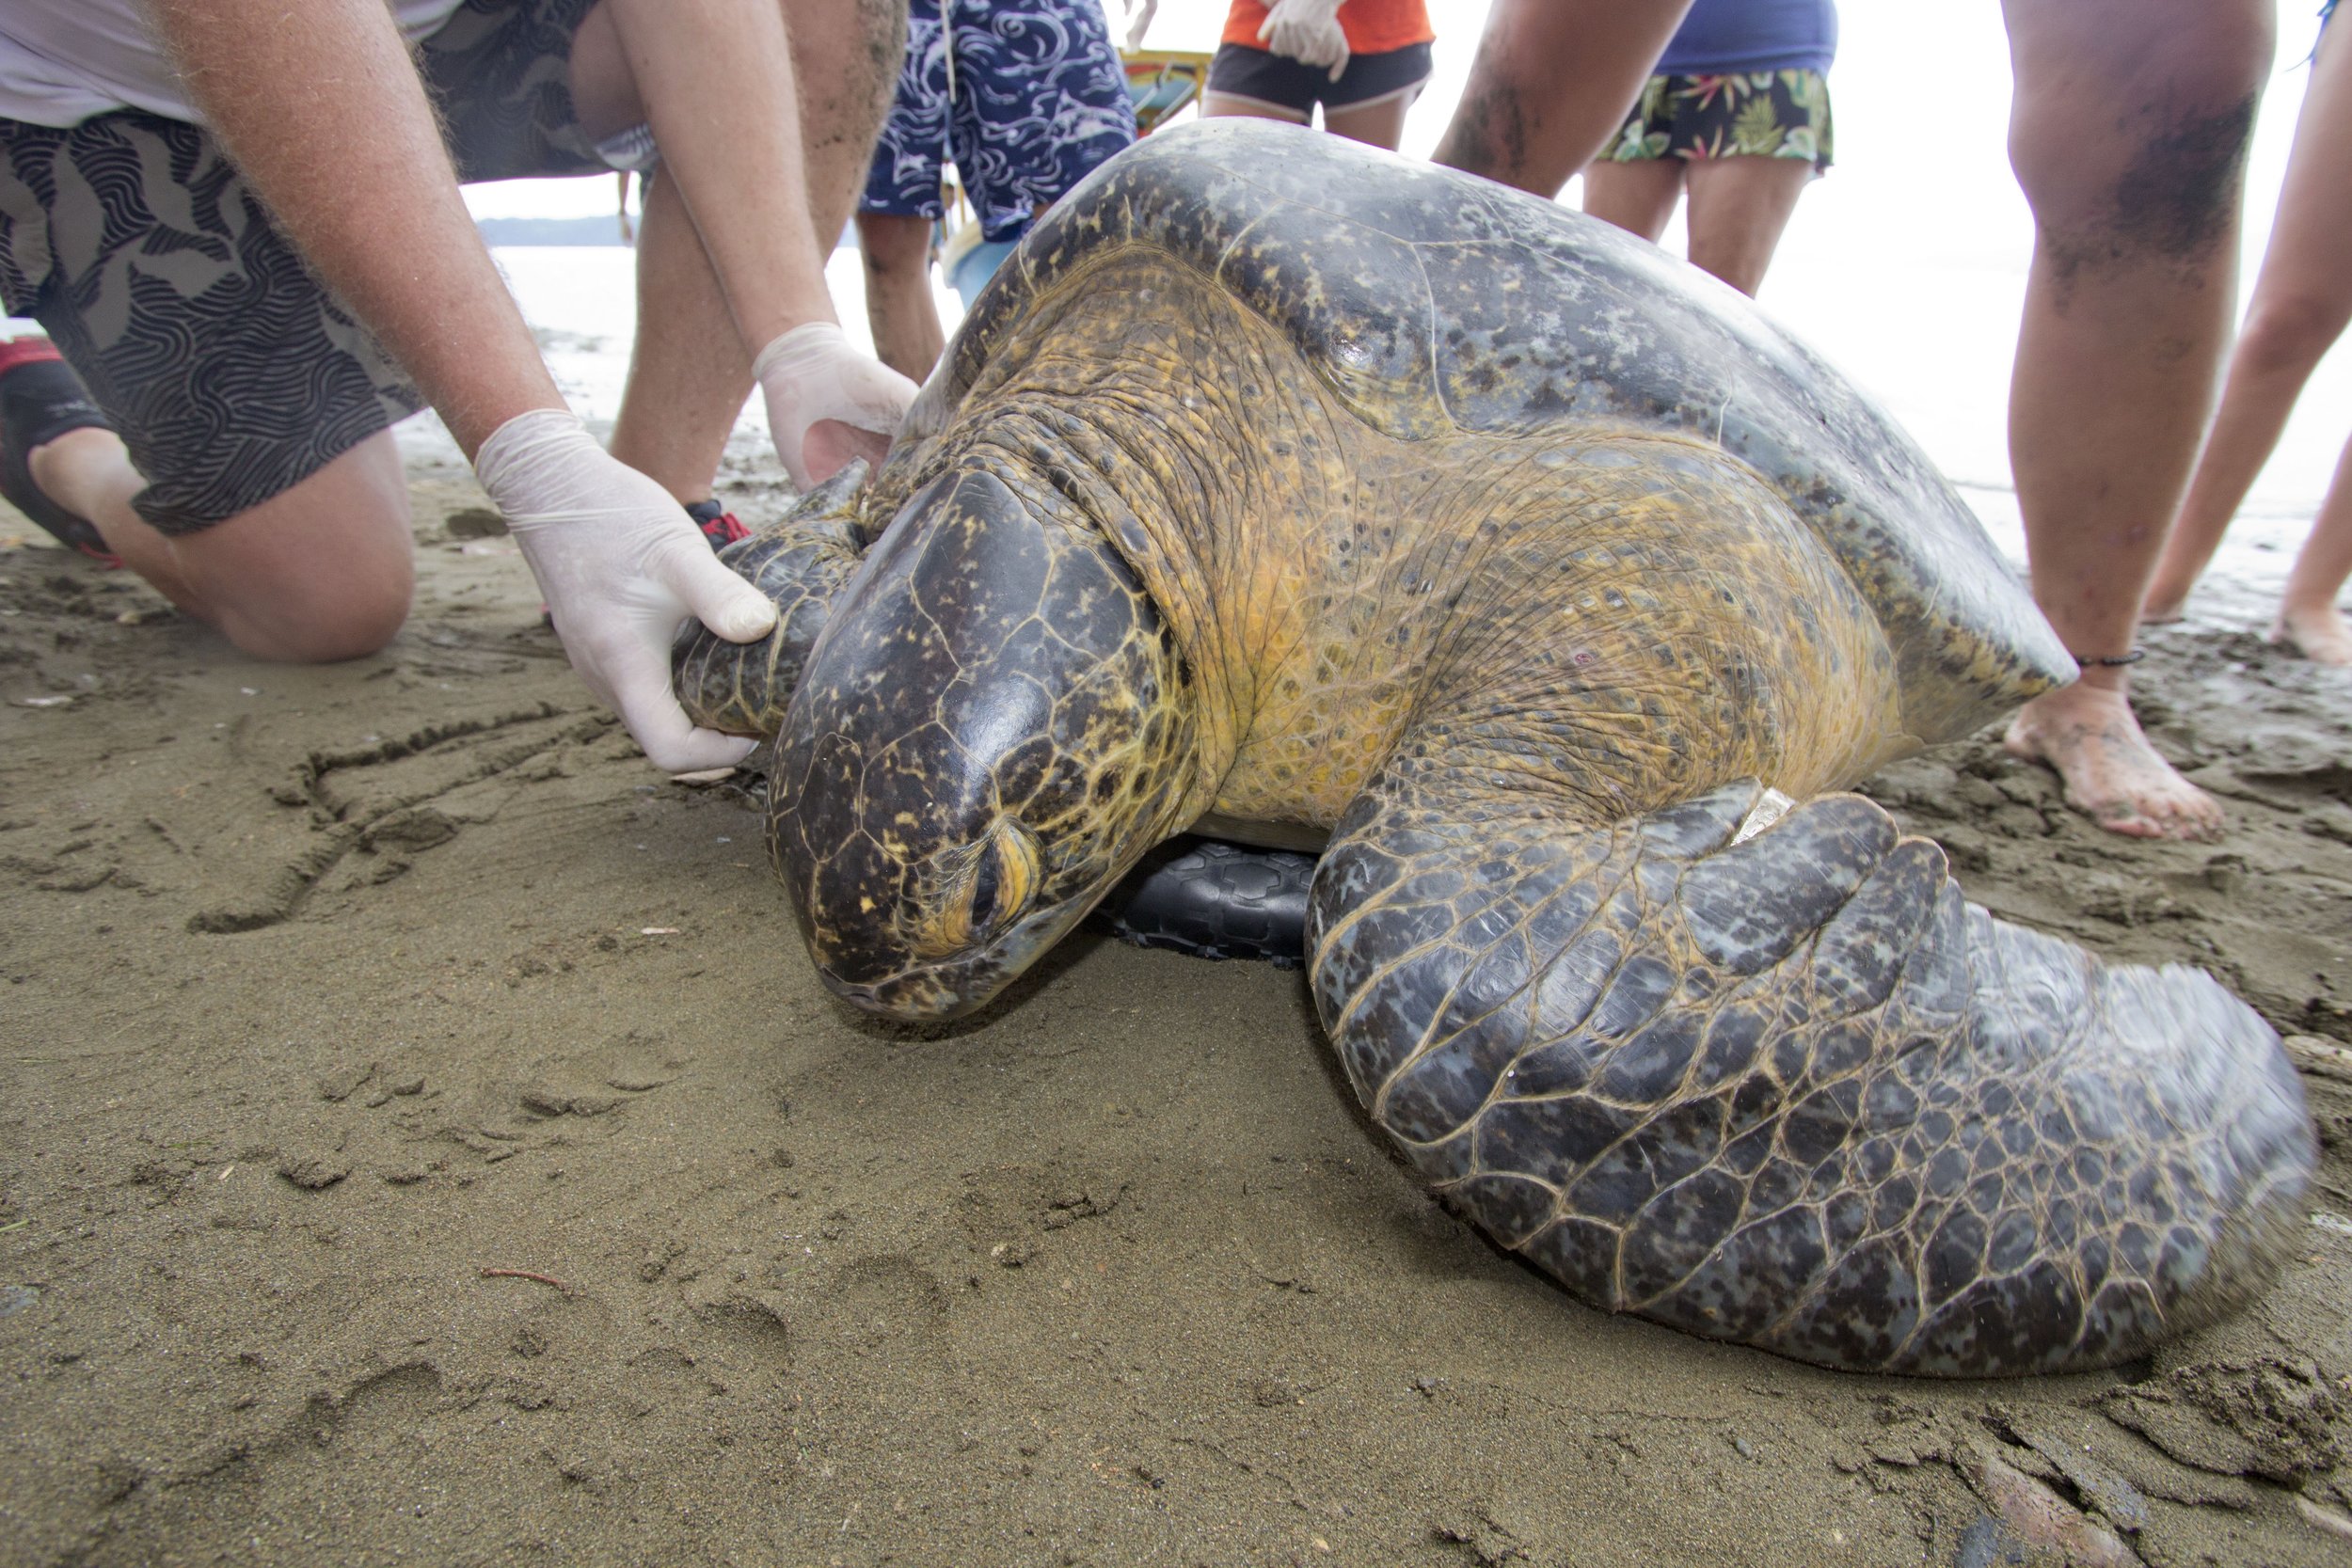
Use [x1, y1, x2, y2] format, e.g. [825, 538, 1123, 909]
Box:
[2071, 648, 2144, 667]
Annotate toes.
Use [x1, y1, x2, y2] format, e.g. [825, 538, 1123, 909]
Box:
[2121, 786, 2225, 844]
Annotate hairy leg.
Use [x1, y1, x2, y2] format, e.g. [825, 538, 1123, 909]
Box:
[572, 0, 834, 345]
[1321, 92, 1412, 151]
[1581, 158, 1684, 244]
[855, 212, 945, 383]
[2144, 17, 2352, 622]
[582, 0, 905, 501]
[1999, 0, 2272, 843]
[2275, 432, 2352, 662]
[1433, 0, 1693, 195]
[788, 0, 908, 243]
[1681, 156, 1813, 297]
[29, 427, 411, 662]
[609, 170, 752, 503]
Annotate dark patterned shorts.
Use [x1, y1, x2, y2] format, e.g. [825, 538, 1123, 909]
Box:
[0, 0, 606, 535]
[1604, 69, 1834, 173]
[860, 0, 1136, 245]
[1204, 40, 1433, 117]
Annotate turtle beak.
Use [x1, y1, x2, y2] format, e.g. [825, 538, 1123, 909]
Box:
[816, 903, 1086, 1022]
[768, 467, 1196, 1020]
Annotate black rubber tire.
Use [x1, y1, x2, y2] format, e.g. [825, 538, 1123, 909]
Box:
[1093, 836, 1315, 969]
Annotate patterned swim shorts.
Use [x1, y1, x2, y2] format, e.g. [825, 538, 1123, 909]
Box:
[0, 0, 610, 535]
[1604, 69, 1835, 173]
[860, 0, 1137, 245]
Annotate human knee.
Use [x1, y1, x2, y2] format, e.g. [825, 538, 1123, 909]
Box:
[2012, 97, 2258, 261]
[2010, 21, 2270, 261]
[225, 561, 413, 663]
[2234, 293, 2348, 375]
[181, 450, 417, 662]
[790, 0, 906, 131]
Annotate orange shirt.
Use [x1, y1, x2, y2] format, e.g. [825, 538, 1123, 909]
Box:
[1220, 0, 1434, 55]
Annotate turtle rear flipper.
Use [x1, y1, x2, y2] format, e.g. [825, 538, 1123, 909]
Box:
[674, 459, 874, 737]
[1308, 774, 2314, 1377]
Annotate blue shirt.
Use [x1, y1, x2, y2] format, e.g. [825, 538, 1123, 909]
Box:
[1656, 0, 1838, 77]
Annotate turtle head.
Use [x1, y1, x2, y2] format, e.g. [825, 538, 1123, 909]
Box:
[769, 469, 1199, 1021]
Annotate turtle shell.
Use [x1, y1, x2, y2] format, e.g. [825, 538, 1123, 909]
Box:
[925, 118, 2073, 746]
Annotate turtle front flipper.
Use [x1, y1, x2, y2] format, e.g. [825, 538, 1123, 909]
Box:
[1309, 770, 2315, 1377]
[673, 460, 874, 738]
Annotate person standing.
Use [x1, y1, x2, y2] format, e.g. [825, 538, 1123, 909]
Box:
[855, 0, 1138, 383]
[1583, 0, 1836, 298]
[1201, 0, 1433, 151]
[1436, 0, 2265, 842]
[2142, 4, 2352, 665]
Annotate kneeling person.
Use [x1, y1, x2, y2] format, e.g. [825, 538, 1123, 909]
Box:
[0, 0, 913, 772]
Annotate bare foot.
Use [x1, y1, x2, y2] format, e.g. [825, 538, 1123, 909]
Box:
[2269, 604, 2352, 666]
[2002, 684, 2225, 842]
[2138, 594, 2188, 626]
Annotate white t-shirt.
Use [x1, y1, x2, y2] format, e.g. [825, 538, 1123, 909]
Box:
[0, 2, 468, 129]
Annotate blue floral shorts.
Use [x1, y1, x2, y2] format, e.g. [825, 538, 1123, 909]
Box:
[859, 0, 1138, 244]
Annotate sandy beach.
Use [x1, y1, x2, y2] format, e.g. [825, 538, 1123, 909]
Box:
[1, 430, 2348, 1567]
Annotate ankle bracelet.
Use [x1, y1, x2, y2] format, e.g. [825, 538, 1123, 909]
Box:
[2070, 648, 2144, 667]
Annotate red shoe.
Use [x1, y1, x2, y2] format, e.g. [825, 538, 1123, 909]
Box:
[0, 337, 119, 566]
[538, 499, 749, 626]
[685, 499, 749, 549]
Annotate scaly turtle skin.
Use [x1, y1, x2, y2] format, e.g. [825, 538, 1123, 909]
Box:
[676, 119, 2314, 1378]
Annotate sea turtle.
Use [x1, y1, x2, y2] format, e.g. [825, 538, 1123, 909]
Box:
[675, 119, 2314, 1377]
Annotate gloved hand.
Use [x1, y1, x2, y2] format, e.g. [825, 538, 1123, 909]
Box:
[474, 408, 779, 773]
[754, 321, 919, 492]
[1257, 0, 1348, 81]
[1123, 0, 1157, 52]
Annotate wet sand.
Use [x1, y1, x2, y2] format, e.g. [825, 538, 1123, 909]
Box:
[3, 452, 2350, 1567]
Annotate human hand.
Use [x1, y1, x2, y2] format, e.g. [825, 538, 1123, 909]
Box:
[1123, 0, 1157, 52]
[474, 408, 779, 772]
[754, 322, 919, 491]
[1257, 0, 1348, 81]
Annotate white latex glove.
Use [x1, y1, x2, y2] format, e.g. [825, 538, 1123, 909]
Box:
[474, 408, 778, 773]
[754, 322, 919, 492]
[1258, 0, 1348, 81]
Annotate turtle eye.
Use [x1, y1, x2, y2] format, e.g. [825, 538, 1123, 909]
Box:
[968, 818, 1039, 935]
[969, 847, 1005, 930]
[914, 817, 1041, 958]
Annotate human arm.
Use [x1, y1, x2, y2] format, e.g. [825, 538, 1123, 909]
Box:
[1125, 0, 1160, 52]
[596, 0, 914, 486]
[142, 0, 777, 771]
[143, 0, 557, 455]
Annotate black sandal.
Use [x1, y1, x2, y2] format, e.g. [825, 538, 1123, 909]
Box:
[0, 337, 119, 564]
